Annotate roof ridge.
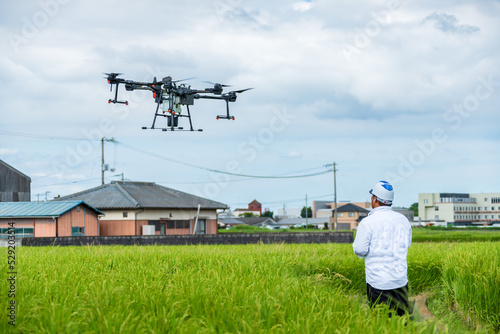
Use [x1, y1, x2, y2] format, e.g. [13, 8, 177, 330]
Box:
[114, 183, 140, 207]
[57, 183, 109, 199]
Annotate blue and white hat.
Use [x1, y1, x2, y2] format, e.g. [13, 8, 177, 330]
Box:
[369, 181, 394, 205]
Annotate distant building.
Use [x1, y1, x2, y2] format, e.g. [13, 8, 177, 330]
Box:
[219, 217, 276, 228]
[313, 200, 370, 219]
[0, 201, 102, 238]
[0, 159, 31, 202]
[232, 199, 262, 217]
[55, 181, 228, 236]
[419, 192, 500, 226]
[275, 217, 329, 229]
[332, 203, 370, 230]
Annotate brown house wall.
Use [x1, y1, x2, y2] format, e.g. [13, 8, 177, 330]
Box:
[57, 211, 73, 237]
[35, 220, 56, 237]
[100, 220, 136, 236]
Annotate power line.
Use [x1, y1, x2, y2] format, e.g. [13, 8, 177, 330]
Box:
[0, 129, 98, 141]
[119, 142, 331, 179]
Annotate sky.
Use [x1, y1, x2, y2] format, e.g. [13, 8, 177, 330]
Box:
[0, 0, 499, 214]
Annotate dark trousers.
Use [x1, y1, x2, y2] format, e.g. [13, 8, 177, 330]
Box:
[366, 283, 409, 317]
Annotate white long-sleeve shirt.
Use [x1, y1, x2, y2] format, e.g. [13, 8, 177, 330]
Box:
[353, 206, 412, 290]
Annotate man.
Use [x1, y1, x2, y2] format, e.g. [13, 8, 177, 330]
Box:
[353, 181, 412, 316]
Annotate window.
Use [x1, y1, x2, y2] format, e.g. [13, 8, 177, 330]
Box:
[435, 215, 439, 221]
[123, 212, 128, 218]
[435, 206, 439, 211]
[338, 213, 344, 217]
[0, 228, 34, 239]
[485, 207, 489, 211]
[492, 215, 495, 219]
[492, 207, 496, 211]
[485, 215, 489, 219]
[348, 213, 355, 217]
[485, 198, 488, 202]
[71, 227, 85, 236]
[166, 220, 189, 229]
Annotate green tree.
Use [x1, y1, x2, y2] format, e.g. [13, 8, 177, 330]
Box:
[301, 206, 312, 218]
[239, 212, 255, 218]
[261, 211, 274, 218]
[409, 202, 418, 217]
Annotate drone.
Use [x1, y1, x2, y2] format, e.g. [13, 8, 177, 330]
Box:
[104, 73, 252, 132]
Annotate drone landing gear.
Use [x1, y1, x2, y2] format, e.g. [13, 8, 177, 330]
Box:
[145, 104, 202, 132]
[216, 100, 235, 120]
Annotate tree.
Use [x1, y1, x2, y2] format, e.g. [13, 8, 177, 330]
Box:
[409, 202, 418, 217]
[301, 206, 312, 218]
[239, 212, 255, 218]
[261, 211, 274, 218]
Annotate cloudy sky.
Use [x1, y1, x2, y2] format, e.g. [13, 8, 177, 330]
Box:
[1, 0, 499, 213]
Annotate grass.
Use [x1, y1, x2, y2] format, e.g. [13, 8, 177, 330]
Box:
[411, 228, 500, 242]
[220, 225, 500, 243]
[2, 242, 499, 333]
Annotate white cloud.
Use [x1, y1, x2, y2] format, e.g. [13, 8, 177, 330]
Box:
[0, 148, 18, 155]
[0, 0, 498, 211]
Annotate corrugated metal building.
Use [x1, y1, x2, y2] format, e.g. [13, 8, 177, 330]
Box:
[55, 181, 228, 236]
[0, 201, 103, 238]
[0, 159, 31, 202]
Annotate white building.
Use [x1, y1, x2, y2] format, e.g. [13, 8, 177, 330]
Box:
[419, 193, 500, 226]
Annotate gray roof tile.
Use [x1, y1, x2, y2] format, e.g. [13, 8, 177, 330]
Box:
[55, 181, 228, 210]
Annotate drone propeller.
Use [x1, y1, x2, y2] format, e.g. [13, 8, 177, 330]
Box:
[202, 81, 232, 87]
[231, 88, 253, 94]
[173, 77, 196, 83]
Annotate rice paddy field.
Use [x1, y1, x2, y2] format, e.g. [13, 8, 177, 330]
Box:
[1, 234, 499, 333]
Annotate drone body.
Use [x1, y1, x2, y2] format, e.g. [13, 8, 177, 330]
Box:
[104, 73, 252, 132]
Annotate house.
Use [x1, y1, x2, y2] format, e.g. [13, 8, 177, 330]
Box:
[331, 203, 370, 230]
[0, 201, 102, 238]
[312, 200, 370, 218]
[232, 199, 262, 217]
[275, 217, 329, 229]
[419, 192, 500, 226]
[55, 181, 228, 236]
[219, 217, 276, 228]
[0, 159, 31, 202]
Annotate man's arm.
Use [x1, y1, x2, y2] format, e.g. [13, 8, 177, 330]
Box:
[353, 221, 371, 258]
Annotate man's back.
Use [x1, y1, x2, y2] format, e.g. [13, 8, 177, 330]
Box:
[353, 206, 412, 290]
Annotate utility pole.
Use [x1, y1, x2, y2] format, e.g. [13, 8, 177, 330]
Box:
[325, 162, 338, 230]
[305, 194, 308, 228]
[101, 137, 117, 185]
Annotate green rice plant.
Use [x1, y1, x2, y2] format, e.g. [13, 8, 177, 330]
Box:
[0, 244, 445, 333]
[440, 242, 500, 332]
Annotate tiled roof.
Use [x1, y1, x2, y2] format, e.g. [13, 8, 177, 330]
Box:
[0, 201, 103, 217]
[336, 203, 370, 213]
[55, 181, 228, 210]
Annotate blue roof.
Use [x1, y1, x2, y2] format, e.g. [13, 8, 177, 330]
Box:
[0, 201, 104, 218]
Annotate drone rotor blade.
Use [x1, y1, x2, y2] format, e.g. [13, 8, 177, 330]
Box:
[232, 88, 254, 94]
[202, 81, 232, 87]
[173, 77, 196, 83]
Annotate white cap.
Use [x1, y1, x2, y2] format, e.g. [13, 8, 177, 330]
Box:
[369, 181, 394, 205]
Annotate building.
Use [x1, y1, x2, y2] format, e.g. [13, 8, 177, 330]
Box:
[0, 159, 31, 202]
[332, 203, 370, 230]
[312, 200, 370, 218]
[275, 217, 329, 229]
[232, 200, 262, 217]
[219, 217, 276, 228]
[419, 192, 500, 226]
[55, 181, 228, 235]
[0, 201, 102, 239]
